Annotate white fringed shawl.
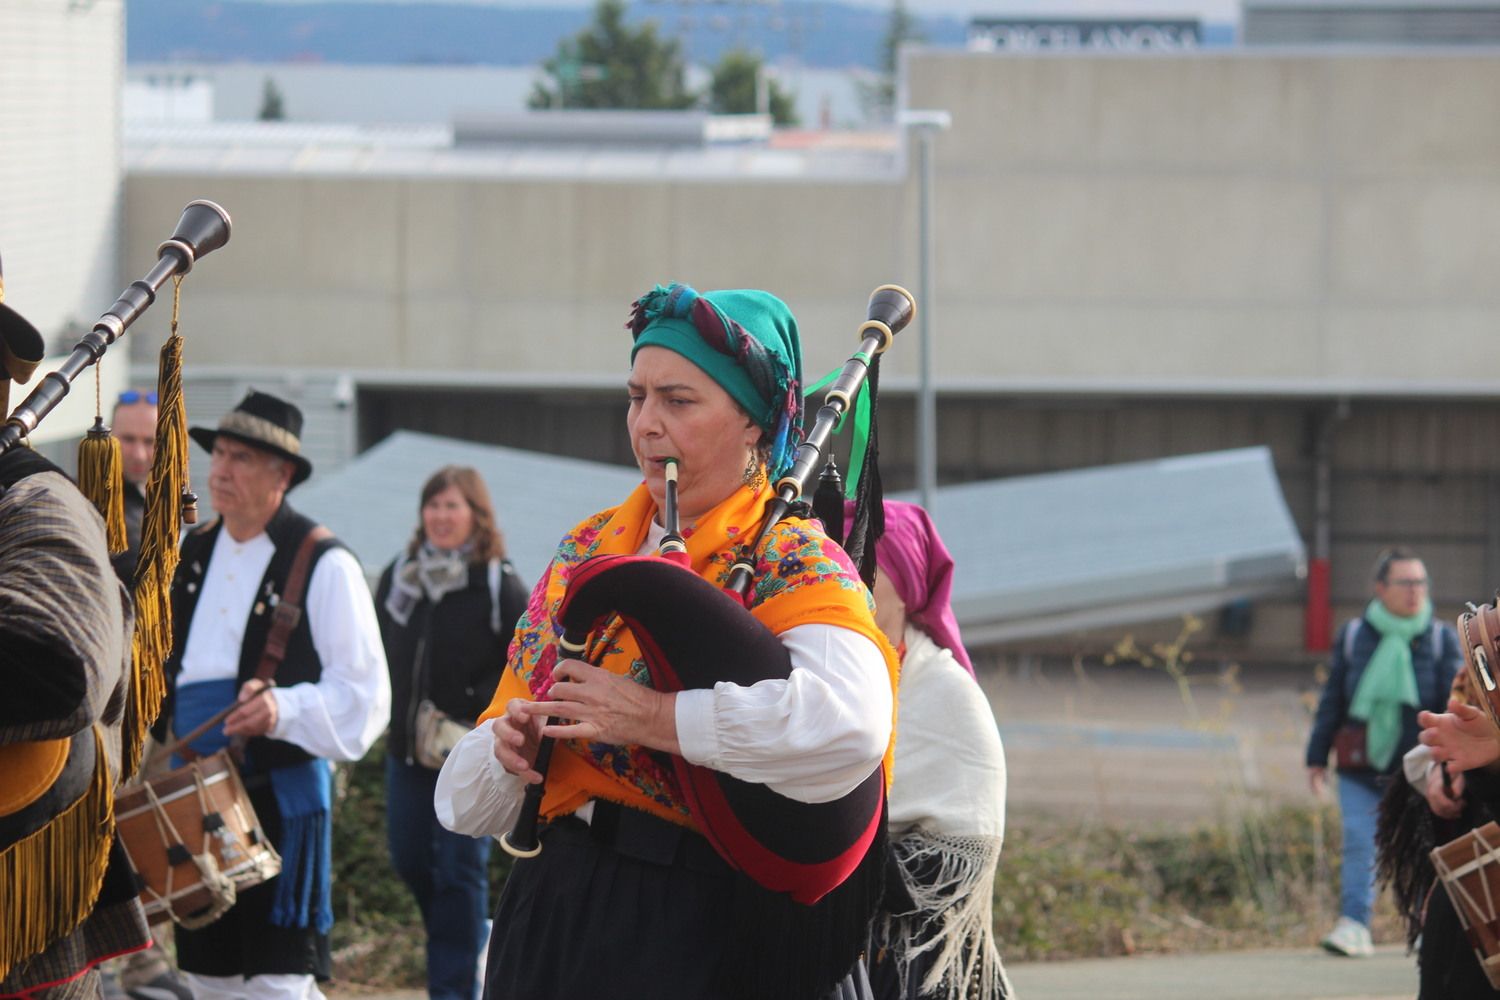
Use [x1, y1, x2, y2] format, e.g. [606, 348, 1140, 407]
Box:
[877, 626, 1012, 1000]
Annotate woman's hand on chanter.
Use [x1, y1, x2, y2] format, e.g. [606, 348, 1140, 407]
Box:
[1418, 698, 1500, 773]
[518, 658, 681, 756]
[491, 700, 547, 783]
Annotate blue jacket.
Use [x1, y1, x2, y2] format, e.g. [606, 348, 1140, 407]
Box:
[1305, 615, 1462, 773]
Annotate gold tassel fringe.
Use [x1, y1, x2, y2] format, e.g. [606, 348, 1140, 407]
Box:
[0, 729, 114, 981]
[77, 421, 128, 556]
[121, 314, 189, 780]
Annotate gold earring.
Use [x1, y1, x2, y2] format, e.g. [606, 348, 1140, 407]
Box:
[742, 452, 765, 491]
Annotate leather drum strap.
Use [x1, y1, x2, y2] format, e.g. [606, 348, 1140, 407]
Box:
[254, 524, 333, 686]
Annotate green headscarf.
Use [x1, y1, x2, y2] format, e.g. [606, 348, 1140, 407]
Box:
[628, 283, 804, 478]
[1349, 597, 1430, 770]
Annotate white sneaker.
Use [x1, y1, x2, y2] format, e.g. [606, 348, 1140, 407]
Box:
[1321, 916, 1374, 957]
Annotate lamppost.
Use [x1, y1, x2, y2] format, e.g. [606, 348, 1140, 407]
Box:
[896, 109, 951, 511]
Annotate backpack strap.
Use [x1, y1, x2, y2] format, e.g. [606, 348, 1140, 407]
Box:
[1342, 618, 1361, 665]
[488, 558, 516, 634]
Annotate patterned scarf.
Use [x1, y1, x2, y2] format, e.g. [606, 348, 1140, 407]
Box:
[628, 283, 804, 479]
[858, 500, 974, 676]
[480, 478, 899, 828]
[383, 542, 473, 626]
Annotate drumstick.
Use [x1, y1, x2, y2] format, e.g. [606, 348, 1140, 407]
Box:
[159, 679, 275, 760]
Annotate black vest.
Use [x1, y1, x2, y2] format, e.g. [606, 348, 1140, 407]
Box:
[166, 501, 346, 771]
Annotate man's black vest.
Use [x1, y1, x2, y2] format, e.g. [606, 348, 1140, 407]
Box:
[166, 501, 345, 771]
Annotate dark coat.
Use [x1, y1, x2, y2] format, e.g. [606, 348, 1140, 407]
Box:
[1306, 614, 1461, 774]
[375, 556, 528, 763]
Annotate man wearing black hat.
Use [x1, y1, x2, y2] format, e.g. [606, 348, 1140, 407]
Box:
[0, 262, 153, 996]
[162, 390, 389, 1000]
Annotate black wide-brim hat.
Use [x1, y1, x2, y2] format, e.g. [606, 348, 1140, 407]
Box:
[0, 254, 46, 417]
[190, 390, 313, 487]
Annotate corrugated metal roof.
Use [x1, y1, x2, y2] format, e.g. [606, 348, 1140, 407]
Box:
[290, 430, 640, 586]
[123, 120, 901, 181]
[932, 446, 1307, 643]
[292, 432, 1306, 646]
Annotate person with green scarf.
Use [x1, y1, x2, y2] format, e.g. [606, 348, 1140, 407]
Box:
[1305, 547, 1460, 958]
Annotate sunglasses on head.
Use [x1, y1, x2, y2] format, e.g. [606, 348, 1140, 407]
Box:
[117, 390, 158, 405]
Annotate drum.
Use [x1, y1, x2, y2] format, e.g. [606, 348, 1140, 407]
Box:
[1457, 602, 1500, 731]
[1431, 821, 1500, 989]
[115, 750, 281, 928]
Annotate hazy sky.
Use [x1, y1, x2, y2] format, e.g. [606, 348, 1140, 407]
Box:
[239, 0, 1242, 22]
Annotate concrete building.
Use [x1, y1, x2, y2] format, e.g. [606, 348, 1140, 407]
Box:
[1244, 1, 1500, 46]
[1, 0, 126, 445]
[119, 46, 1500, 657]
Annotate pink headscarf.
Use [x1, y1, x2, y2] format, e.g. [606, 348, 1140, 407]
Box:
[846, 499, 975, 676]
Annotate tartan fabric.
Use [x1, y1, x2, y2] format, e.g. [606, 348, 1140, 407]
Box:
[0, 468, 133, 741]
[0, 461, 147, 993]
[0, 878, 150, 998]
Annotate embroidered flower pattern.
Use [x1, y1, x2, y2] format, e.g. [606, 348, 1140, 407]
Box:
[509, 504, 870, 818]
[739, 521, 865, 607]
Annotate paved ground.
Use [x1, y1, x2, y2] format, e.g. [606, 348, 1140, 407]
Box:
[1005, 945, 1415, 1000]
[328, 654, 1384, 1000]
[326, 946, 1416, 1000]
[978, 654, 1324, 825]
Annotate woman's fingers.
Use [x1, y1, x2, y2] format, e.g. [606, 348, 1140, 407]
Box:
[491, 703, 548, 781]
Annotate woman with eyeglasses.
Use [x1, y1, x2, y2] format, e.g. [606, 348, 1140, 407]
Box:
[1304, 546, 1460, 958]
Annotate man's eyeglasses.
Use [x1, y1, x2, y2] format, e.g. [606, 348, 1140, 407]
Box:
[117, 390, 158, 405]
[1388, 578, 1429, 589]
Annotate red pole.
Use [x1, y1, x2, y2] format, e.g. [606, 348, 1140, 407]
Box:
[1305, 556, 1331, 651]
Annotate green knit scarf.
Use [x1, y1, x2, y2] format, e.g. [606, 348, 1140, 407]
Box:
[1349, 597, 1430, 770]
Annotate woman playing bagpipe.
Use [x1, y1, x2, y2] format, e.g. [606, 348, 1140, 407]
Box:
[434, 282, 904, 1000]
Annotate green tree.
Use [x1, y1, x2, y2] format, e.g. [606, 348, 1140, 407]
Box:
[258, 76, 286, 121]
[860, 0, 923, 121]
[529, 0, 695, 110]
[708, 49, 799, 126]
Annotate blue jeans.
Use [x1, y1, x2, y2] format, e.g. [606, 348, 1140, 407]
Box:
[1336, 771, 1382, 926]
[387, 755, 491, 1000]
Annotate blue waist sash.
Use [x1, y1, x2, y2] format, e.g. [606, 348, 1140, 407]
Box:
[174, 680, 333, 933]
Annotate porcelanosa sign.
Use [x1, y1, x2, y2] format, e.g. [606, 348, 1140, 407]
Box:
[968, 18, 1201, 51]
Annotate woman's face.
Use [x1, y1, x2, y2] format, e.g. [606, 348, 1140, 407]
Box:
[627, 346, 762, 521]
[422, 484, 475, 550]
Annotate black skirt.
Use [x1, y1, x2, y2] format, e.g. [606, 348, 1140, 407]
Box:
[484, 803, 872, 1000]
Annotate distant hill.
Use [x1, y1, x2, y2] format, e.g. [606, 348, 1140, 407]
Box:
[126, 0, 967, 69]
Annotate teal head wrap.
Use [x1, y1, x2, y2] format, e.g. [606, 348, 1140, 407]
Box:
[628, 283, 804, 478]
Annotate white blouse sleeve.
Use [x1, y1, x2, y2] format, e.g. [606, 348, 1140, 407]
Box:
[1403, 743, 1436, 788]
[435, 721, 528, 837]
[268, 547, 392, 762]
[674, 623, 892, 804]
